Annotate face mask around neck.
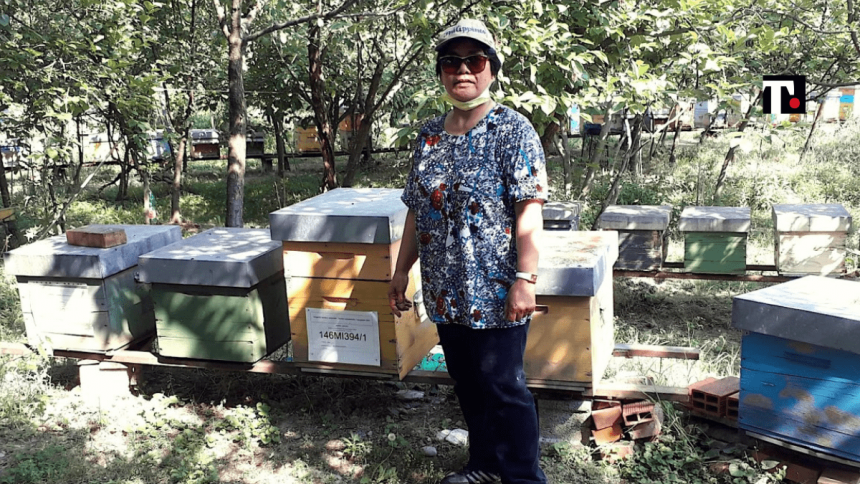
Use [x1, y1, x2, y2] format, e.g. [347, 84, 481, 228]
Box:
[440, 85, 493, 111]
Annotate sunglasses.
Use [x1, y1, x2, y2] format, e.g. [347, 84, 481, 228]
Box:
[439, 55, 489, 74]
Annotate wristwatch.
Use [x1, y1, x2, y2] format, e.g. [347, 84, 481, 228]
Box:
[515, 272, 538, 284]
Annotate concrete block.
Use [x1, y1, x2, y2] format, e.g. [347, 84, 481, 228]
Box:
[269, 188, 408, 244]
[536, 231, 618, 297]
[598, 205, 672, 231]
[137, 228, 283, 288]
[78, 360, 133, 402]
[732, 276, 860, 355]
[679, 206, 751, 233]
[543, 201, 581, 231]
[773, 204, 852, 232]
[5, 225, 181, 279]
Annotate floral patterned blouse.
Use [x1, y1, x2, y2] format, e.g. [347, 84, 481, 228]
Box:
[402, 104, 548, 329]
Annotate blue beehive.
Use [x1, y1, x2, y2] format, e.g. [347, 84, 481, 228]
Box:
[732, 276, 860, 463]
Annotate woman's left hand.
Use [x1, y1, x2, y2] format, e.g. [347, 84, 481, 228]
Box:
[505, 278, 536, 322]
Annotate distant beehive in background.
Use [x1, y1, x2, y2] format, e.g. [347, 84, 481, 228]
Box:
[246, 131, 266, 157]
[772, 204, 852, 276]
[597, 205, 672, 270]
[4, 225, 182, 352]
[543, 201, 581, 231]
[525, 231, 618, 389]
[732, 276, 860, 463]
[295, 127, 321, 153]
[270, 188, 438, 379]
[680, 206, 750, 275]
[137, 228, 289, 363]
[190, 129, 220, 159]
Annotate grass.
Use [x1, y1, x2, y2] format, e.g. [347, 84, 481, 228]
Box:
[0, 121, 858, 483]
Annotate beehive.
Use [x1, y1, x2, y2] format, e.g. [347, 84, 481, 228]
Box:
[137, 228, 289, 363]
[772, 204, 852, 276]
[680, 206, 750, 274]
[597, 205, 672, 270]
[190, 129, 220, 159]
[733, 276, 860, 463]
[246, 131, 266, 157]
[295, 127, 321, 153]
[4, 225, 181, 352]
[525, 230, 618, 388]
[269, 188, 437, 379]
[543, 201, 581, 231]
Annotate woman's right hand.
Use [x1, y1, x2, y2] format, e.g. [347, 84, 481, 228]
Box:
[388, 271, 412, 317]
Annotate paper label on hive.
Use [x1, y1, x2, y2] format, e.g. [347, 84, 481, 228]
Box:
[306, 308, 380, 366]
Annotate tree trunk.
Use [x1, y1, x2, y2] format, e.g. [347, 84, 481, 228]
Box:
[629, 114, 643, 178]
[591, 117, 635, 230]
[308, 25, 337, 191]
[713, 91, 762, 203]
[170, 133, 187, 223]
[799, 99, 825, 164]
[270, 111, 289, 175]
[225, 0, 246, 227]
[540, 122, 560, 155]
[554, 125, 572, 198]
[578, 107, 612, 199]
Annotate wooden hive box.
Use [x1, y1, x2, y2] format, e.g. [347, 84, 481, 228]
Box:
[772, 204, 852, 276]
[732, 276, 860, 463]
[597, 205, 672, 270]
[4, 225, 182, 353]
[137, 228, 289, 363]
[525, 231, 618, 390]
[246, 131, 266, 157]
[269, 188, 437, 379]
[680, 206, 750, 274]
[543, 201, 581, 231]
[189, 129, 220, 159]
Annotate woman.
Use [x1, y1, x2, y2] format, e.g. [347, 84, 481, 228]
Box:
[388, 18, 548, 484]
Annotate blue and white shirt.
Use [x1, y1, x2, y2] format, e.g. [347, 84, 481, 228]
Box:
[402, 104, 548, 329]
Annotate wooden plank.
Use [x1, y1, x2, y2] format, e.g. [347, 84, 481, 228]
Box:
[157, 337, 265, 362]
[585, 383, 690, 402]
[613, 343, 700, 359]
[282, 240, 400, 282]
[66, 226, 127, 248]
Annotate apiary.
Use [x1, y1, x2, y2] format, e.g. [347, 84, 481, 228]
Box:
[732, 276, 860, 463]
[4, 224, 181, 352]
[137, 228, 289, 363]
[269, 188, 437, 379]
[597, 205, 672, 270]
[680, 206, 750, 274]
[524, 230, 618, 389]
[772, 204, 852, 276]
[543, 201, 581, 231]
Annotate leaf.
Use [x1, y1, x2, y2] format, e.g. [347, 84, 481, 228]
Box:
[0, 14, 9, 26]
[760, 459, 781, 471]
[728, 462, 746, 477]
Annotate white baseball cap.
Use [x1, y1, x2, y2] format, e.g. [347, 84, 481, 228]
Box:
[435, 19, 496, 52]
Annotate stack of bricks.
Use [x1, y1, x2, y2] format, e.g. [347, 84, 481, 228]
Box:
[688, 376, 740, 421]
[585, 399, 665, 462]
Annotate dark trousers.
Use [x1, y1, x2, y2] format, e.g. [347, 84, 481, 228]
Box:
[437, 323, 547, 484]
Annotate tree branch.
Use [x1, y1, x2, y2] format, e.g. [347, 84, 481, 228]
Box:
[245, 0, 358, 42]
[212, 0, 230, 37]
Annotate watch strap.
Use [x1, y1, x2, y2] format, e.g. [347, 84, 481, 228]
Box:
[515, 271, 537, 284]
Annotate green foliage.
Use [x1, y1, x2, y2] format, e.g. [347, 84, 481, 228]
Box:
[0, 445, 70, 484]
[0, 354, 52, 427]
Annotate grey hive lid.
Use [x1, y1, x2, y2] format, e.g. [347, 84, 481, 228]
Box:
[269, 188, 408, 244]
[543, 201, 582, 221]
[536, 231, 619, 296]
[732, 276, 860, 354]
[137, 228, 283, 288]
[679, 206, 751, 233]
[4, 224, 182, 279]
[598, 205, 672, 230]
[772, 203, 852, 232]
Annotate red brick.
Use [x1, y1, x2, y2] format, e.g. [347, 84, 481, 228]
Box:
[592, 422, 623, 445]
[66, 226, 127, 248]
[690, 377, 739, 417]
[726, 392, 739, 419]
[592, 405, 623, 430]
[819, 468, 860, 484]
[628, 405, 664, 441]
[600, 441, 635, 463]
[622, 401, 656, 425]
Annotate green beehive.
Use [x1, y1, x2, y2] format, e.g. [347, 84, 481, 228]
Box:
[137, 228, 289, 362]
[680, 206, 750, 274]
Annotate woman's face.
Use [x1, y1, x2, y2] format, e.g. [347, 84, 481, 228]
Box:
[439, 39, 495, 104]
